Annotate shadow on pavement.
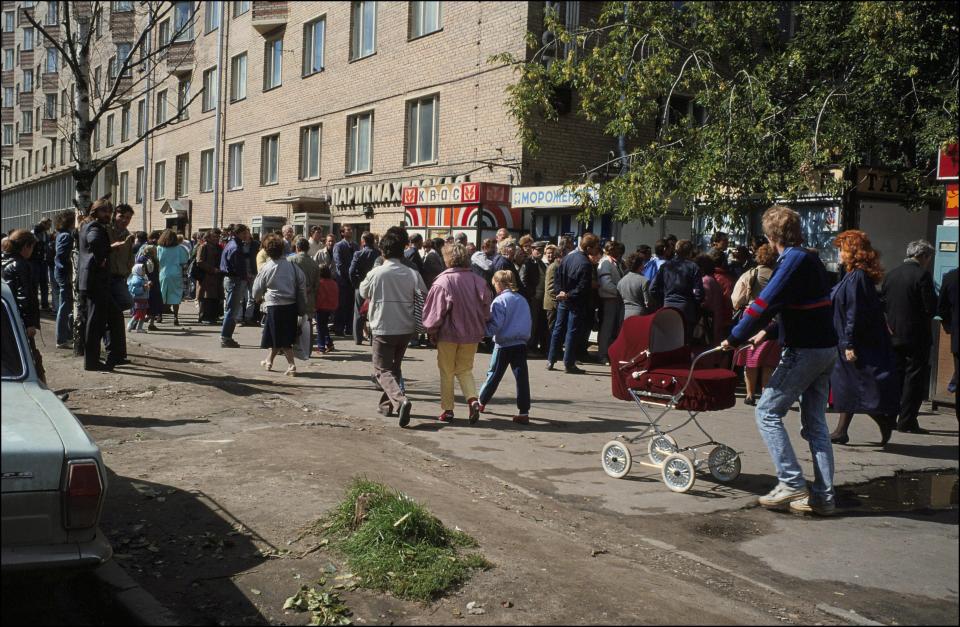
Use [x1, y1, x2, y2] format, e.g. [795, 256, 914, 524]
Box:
[76, 413, 211, 429]
[881, 442, 960, 461]
[100, 469, 271, 626]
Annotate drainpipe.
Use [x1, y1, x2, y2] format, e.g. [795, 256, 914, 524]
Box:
[211, 0, 226, 228]
[141, 2, 153, 232]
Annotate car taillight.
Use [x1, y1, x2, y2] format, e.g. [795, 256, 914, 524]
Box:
[63, 460, 103, 530]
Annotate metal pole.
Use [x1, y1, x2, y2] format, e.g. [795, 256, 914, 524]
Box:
[211, 0, 226, 229]
[141, 1, 153, 233]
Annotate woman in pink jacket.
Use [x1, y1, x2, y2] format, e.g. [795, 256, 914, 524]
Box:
[422, 243, 493, 424]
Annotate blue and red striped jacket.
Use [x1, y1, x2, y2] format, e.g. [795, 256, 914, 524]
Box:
[728, 247, 837, 349]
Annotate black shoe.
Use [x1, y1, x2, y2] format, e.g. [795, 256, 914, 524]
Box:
[830, 432, 850, 445]
[397, 401, 412, 428]
[107, 357, 129, 367]
[220, 337, 240, 348]
[565, 366, 587, 375]
[897, 425, 930, 434]
[743, 395, 757, 406]
[85, 362, 114, 372]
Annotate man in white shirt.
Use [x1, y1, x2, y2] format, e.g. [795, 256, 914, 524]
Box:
[306, 225, 325, 258]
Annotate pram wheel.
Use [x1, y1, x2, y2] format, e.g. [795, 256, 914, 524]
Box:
[647, 434, 678, 466]
[661, 453, 696, 493]
[601, 440, 632, 479]
[707, 445, 741, 483]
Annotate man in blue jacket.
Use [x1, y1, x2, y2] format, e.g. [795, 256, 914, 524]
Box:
[349, 232, 381, 345]
[721, 205, 838, 516]
[547, 233, 600, 374]
[219, 224, 251, 348]
[333, 225, 359, 337]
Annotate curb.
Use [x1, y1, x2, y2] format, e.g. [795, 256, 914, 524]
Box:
[94, 560, 179, 626]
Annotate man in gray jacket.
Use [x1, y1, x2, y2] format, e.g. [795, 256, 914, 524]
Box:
[359, 227, 427, 428]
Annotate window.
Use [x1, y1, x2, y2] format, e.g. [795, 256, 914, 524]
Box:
[2, 124, 12, 146]
[44, 93, 55, 119]
[201, 66, 216, 111]
[199, 148, 214, 192]
[132, 99, 144, 137]
[119, 170, 129, 203]
[92, 120, 100, 151]
[35, 106, 40, 130]
[260, 134, 278, 185]
[3, 11, 14, 33]
[176, 77, 189, 120]
[93, 9, 102, 39]
[227, 142, 243, 189]
[3, 86, 13, 107]
[3, 48, 13, 69]
[410, 1, 441, 39]
[121, 103, 130, 141]
[406, 96, 438, 165]
[233, 1, 250, 17]
[263, 37, 282, 90]
[60, 88, 67, 115]
[106, 113, 114, 147]
[154, 161, 165, 199]
[135, 166, 144, 202]
[302, 17, 325, 76]
[175, 153, 189, 197]
[174, 1, 194, 41]
[204, 1, 220, 33]
[45, 47, 56, 73]
[229, 52, 246, 101]
[23, 27, 34, 51]
[23, 69, 33, 92]
[115, 42, 132, 77]
[299, 124, 320, 180]
[108, 55, 117, 79]
[350, 1, 376, 60]
[158, 19, 170, 47]
[93, 66, 101, 98]
[155, 89, 167, 124]
[45, 1, 58, 25]
[346, 111, 372, 174]
[59, 136, 64, 164]
[22, 110, 32, 133]
[112, 1, 133, 13]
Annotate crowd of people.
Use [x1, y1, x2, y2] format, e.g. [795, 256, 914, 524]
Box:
[2, 200, 958, 515]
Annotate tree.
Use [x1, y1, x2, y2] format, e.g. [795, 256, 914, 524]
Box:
[493, 1, 959, 223]
[24, 0, 203, 215]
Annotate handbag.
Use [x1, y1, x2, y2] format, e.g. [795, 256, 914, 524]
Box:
[413, 288, 425, 335]
[294, 315, 312, 361]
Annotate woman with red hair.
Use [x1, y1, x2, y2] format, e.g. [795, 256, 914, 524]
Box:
[829, 230, 899, 445]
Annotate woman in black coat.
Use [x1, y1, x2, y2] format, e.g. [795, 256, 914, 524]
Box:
[829, 230, 899, 445]
[650, 239, 704, 340]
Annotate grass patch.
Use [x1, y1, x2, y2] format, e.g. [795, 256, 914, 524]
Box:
[318, 478, 491, 602]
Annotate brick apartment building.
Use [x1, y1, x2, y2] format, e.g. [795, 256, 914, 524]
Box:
[1, 0, 617, 242]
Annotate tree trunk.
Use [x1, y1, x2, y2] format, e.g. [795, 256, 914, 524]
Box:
[71, 17, 94, 357]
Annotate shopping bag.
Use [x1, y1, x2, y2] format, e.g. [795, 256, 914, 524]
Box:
[294, 315, 312, 361]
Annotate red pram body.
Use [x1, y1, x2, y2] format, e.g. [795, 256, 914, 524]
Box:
[608, 308, 738, 412]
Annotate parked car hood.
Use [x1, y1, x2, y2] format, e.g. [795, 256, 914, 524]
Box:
[1, 382, 100, 493]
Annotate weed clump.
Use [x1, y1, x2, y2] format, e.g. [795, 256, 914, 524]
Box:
[321, 478, 490, 602]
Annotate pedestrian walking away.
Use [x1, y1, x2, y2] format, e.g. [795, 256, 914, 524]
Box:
[220, 225, 252, 348]
[359, 227, 426, 427]
[421, 243, 492, 423]
[252, 234, 308, 377]
[349, 232, 381, 345]
[156, 229, 189, 327]
[722, 204, 839, 517]
[547, 233, 601, 374]
[53, 210, 77, 348]
[478, 270, 533, 424]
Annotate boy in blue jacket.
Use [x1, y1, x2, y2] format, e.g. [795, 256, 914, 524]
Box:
[478, 270, 532, 424]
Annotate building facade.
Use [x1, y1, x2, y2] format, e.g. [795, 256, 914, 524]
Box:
[2, 0, 617, 241]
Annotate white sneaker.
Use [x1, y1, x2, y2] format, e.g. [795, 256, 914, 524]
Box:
[789, 496, 836, 516]
[758, 483, 809, 508]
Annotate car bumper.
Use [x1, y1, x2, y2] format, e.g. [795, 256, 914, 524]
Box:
[1, 529, 113, 572]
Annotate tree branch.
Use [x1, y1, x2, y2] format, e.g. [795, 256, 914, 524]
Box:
[22, 10, 80, 77]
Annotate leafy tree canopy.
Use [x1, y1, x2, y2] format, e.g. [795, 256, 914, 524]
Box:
[493, 1, 959, 223]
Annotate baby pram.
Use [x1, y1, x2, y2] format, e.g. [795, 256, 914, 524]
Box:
[602, 308, 746, 493]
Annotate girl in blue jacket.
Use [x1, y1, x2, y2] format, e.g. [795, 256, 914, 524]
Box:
[478, 270, 532, 424]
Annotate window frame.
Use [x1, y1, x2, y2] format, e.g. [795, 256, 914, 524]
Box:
[409, 1, 442, 40]
[45, 47, 56, 73]
[44, 92, 56, 119]
[199, 148, 214, 192]
[121, 103, 130, 141]
[119, 170, 129, 203]
[22, 68, 33, 93]
[346, 110, 373, 175]
[406, 94, 439, 166]
[263, 36, 282, 91]
[201, 66, 217, 112]
[298, 123, 321, 181]
[44, 1, 58, 25]
[158, 19, 170, 47]
[302, 15, 325, 77]
[229, 51, 246, 102]
[112, 1, 134, 13]
[154, 160, 166, 199]
[176, 76, 190, 120]
[227, 141, 243, 190]
[204, 1, 221, 33]
[349, 1, 376, 61]
[232, 1, 250, 18]
[173, 1, 195, 42]
[155, 89, 168, 125]
[175, 152, 189, 198]
[135, 165, 144, 203]
[2, 123, 13, 146]
[23, 26, 34, 51]
[260, 133, 279, 186]
[105, 113, 115, 147]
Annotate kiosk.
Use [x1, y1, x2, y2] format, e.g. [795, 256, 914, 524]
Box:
[402, 182, 516, 245]
[931, 143, 958, 410]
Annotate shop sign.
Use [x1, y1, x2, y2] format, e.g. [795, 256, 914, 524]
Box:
[511, 185, 597, 208]
[937, 143, 959, 181]
[332, 175, 470, 209]
[946, 182, 958, 220]
[855, 168, 904, 196]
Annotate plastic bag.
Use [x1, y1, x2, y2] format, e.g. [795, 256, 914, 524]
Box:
[294, 315, 312, 361]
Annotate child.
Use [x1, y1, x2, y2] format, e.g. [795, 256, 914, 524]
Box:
[314, 264, 339, 353]
[478, 270, 532, 423]
[127, 263, 151, 332]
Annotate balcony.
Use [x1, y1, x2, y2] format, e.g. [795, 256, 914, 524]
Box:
[165, 40, 194, 75]
[1, 31, 14, 48]
[18, 7, 35, 27]
[18, 132, 33, 148]
[42, 72, 58, 92]
[251, 1, 287, 34]
[18, 49, 33, 67]
[41, 117, 57, 136]
[1, 107, 13, 123]
[18, 90, 33, 107]
[2, 144, 12, 159]
[109, 9, 134, 41]
[1, 69, 12, 85]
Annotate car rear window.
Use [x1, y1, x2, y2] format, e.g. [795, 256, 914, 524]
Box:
[1, 300, 27, 379]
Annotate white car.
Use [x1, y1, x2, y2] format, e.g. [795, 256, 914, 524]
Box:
[1, 282, 112, 571]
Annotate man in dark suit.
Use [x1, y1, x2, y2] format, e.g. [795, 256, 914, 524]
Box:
[403, 233, 425, 273]
[881, 240, 937, 433]
[77, 198, 116, 371]
[937, 266, 958, 417]
[349, 232, 381, 345]
[332, 225, 359, 336]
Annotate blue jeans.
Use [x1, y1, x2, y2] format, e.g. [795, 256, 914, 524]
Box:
[755, 346, 838, 504]
[547, 301, 584, 368]
[48, 265, 59, 312]
[31, 260, 49, 308]
[221, 277, 247, 339]
[55, 273, 73, 345]
[479, 344, 531, 414]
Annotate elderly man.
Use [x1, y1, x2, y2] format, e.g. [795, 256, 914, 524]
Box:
[471, 237, 497, 282]
[281, 225, 296, 256]
[496, 227, 510, 242]
[881, 240, 938, 434]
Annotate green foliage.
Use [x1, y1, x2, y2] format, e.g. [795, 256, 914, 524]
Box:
[495, 1, 959, 222]
[321, 478, 490, 603]
[283, 584, 353, 626]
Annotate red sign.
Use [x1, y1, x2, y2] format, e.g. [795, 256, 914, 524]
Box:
[402, 182, 512, 207]
[946, 182, 958, 219]
[937, 143, 959, 181]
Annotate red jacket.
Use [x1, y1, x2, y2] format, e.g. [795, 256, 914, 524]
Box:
[315, 278, 339, 311]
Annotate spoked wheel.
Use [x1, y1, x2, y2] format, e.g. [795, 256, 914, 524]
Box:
[647, 434, 678, 466]
[707, 444, 741, 483]
[661, 453, 696, 493]
[601, 440, 632, 479]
